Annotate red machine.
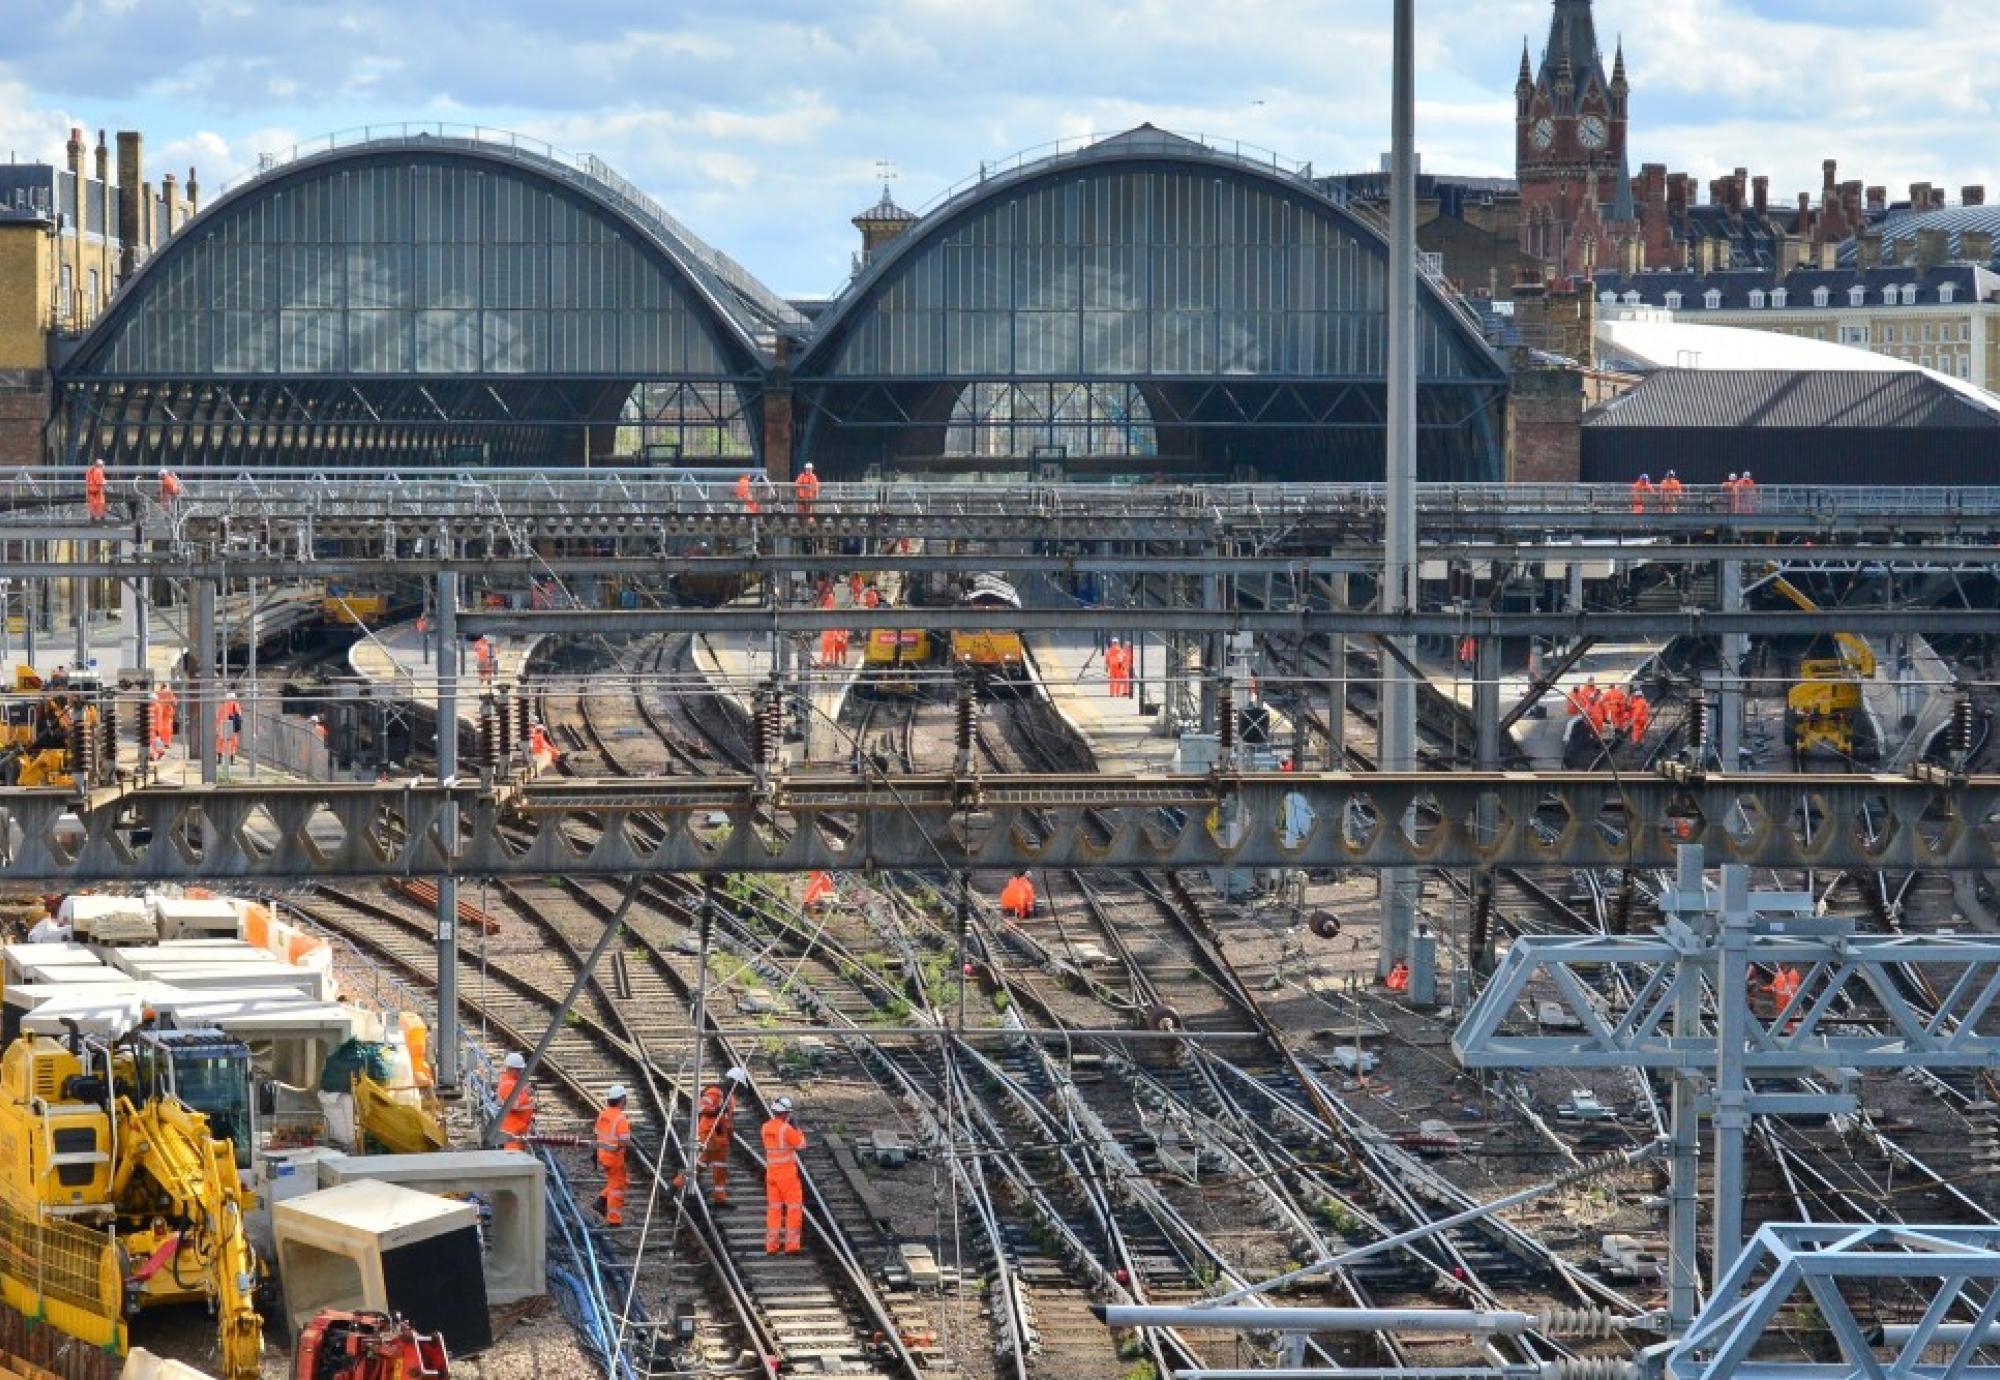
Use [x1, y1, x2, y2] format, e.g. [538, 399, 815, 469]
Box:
[295, 1310, 451, 1380]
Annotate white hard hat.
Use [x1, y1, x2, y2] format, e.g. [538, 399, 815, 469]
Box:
[773, 1096, 794, 1114]
[725, 1066, 749, 1083]
[804, 462, 814, 470]
[607, 1083, 628, 1102]
[504, 1052, 526, 1070]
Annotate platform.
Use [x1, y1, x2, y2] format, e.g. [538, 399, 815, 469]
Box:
[695, 629, 856, 765]
[1025, 631, 1181, 775]
[348, 619, 542, 726]
[1431, 641, 1669, 767]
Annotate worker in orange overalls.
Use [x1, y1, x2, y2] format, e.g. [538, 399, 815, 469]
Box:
[1385, 960, 1410, 992]
[1660, 470, 1683, 513]
[1105, 637, 1130, 699]
[762, 1096, 807, 1254]
[310, 714, 328, 744]
[1597, 685, 1627, 738]
[216, 689, 243, 762]
[528, 719, 556, 763]
[472, 634, 497, 686]
[495, 1051, 536, 1153]
[1629, 473, 1654, 514]
[999, 869, 1036, 919]
[158, 468, 183, 506]
[675, 1068, 746, 1208]
[149, 684, 178, 761]
[862, 583, 882, 609]
[85, 459, 108, 521]
[795, 462, 820, 516]
[848, 572, 865, 604]
[1766, 964, 1802, 1014]
[594, 1083, 633, 1225]
[1737, 470, 1757, 513]
[803, 871, 836, 910]
[1723, 473, 1742, 512]
[1627, 693, 1652, 744]
[734, 471, 760, 515]
[1570, 679, 1601, 721]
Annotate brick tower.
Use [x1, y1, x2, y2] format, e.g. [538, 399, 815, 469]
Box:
[1515, 0, 1635, 278]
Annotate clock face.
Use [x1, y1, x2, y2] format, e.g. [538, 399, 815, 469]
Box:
[1530, 117, 1556, 150]
[1579, 115, 1609, 150]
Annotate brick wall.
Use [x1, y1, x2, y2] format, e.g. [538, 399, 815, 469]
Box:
[0, 372, 51, 468]
[1506, 366, 1582, 483]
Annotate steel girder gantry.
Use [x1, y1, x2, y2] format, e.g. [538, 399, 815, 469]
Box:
[2, 771, 1999, 883]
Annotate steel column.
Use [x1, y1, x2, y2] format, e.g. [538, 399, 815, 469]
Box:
[1719, 559, 1746, 767]
[1711, 864, 1752, 1286]
[435, 566, 461, 1093]
[1380, 0, 1420, 975]
[191, 580, 216, 784]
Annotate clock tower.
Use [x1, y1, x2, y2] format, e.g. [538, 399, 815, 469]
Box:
[1516, 0, 1633, 279]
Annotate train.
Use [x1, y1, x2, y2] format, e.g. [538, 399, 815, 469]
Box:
[857, 573, 1028, 696]
[948, 574, 1028, 679]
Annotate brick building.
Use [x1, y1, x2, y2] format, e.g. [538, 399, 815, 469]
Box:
[0, 127, 196, 466]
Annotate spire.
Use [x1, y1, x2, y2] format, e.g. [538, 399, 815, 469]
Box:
[1517, 39, 1533, 92]
[1611, 37, 1627, 89]
[1537, 0, 1610, 110]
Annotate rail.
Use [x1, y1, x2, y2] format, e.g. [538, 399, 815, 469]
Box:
[11, 468, 2000, 524]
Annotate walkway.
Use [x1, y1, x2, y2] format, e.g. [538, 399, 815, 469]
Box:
[348, 620, 541, 726]
[1025, 632, 1180, 775]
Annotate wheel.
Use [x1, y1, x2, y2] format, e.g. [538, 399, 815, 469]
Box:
[1309, 910, 1343, 940]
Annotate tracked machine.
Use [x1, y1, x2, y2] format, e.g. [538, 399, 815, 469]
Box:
[0, 1015, 264, 1378]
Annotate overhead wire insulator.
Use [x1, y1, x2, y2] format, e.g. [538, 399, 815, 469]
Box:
[1686, 692, 1709, 764]
[1534, 1307, 1626, 1340]
[100, 701, 117, 777]
[1952, 693, 1975, 763]
[478, 696, 498, 773]
[516, 690, 532, 749]
[954, 674, 975, 774]
[1218, 684, 1236, 760]
[496, 689, 514, 764]
[67, 715, 89, 787]
[1538, 1359, 1640, 1380]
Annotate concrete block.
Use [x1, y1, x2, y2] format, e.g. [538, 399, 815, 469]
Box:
[273, 1179, 491, 1353]
[314, 1149, 546, 1303]
[120, 1348, 218, 1380]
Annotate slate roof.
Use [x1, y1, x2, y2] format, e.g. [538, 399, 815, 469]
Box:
[1591, 264, 1995, 309]
[1582, 369, 2000, 431]
[1843, 205, 2000, 269]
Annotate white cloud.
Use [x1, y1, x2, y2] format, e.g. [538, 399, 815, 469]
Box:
[2, 0, 1995, 293]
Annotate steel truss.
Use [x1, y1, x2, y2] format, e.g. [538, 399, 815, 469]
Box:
[4, 771, 1997, 883]
[1668, 1224, 2000, 1380]
[1456, 846, 2000, 1333]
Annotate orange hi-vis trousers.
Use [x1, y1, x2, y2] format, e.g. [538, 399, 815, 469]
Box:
[765, 1167, 803, 1253]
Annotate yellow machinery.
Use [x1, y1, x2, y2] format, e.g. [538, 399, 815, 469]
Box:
[0, 1021, 264, 1378]
[949, 573, 1029, 680]
[2, 669, 101, 788]
[1769, 572, 1877, 758]
[861, 629, 933, 696]
[323, 584, 391, 626]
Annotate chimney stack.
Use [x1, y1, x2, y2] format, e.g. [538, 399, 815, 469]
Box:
[1959, 229, 1994, 266]
[162, 171, 182, 236]
[66, 126, 84, 175]
[1796, 191, 1812, 237]
[1912, 182, 1933, 209]
[115, 131, 143, 275]
[1916, 227, 1950, 272]
[1778, 235, 1805, 276]
[93, 130, 108, 184]
[1667, 172, 1690, 216]
[1857, 233, 1883, 269]
[1867, 186, 1886, 214]
[1823, 159, 1838, 193]
[1963, 185, 1986, 207]
[186, 165, 199, 215]
[1752, 175, 1769, 216]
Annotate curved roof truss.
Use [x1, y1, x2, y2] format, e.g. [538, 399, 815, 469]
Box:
[63, 135, 770, 382]
[797, 126, 1505, 386]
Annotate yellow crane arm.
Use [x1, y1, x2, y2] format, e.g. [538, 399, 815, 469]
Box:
[1766, 571, 1877, 678]
[111, 1098, 265, 1380]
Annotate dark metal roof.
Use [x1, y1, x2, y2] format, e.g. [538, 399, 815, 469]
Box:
[1843, 204, 2000, 269]
[1583, 369, 2000, 431]
[1592, 264, 1992, 309]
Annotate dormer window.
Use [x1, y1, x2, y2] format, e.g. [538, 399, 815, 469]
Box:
[1941, 282, 1958, 304]
[1600, 291, 1618, 305]
[1770, 287, 1788, 308]
[1811, 286, 1830, 307]
[1704, 289, 1722, 309]
[1622, 290, 1641, 306]
[1749, 289, 1767, 308]
[1664, 290, 1683, 310]
[1849, 285, 1867, 306]
[1902, 283, 1918, 305]
[1883, 285, 1900, 305]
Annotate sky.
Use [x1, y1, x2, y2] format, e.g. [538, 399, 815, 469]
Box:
[3, 0, 1995, 297]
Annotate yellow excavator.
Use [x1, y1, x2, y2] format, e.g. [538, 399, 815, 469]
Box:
[0, 1017, 264, 1378]
[2, 666, 103, 788]
[1767, 571, 1877, 759]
